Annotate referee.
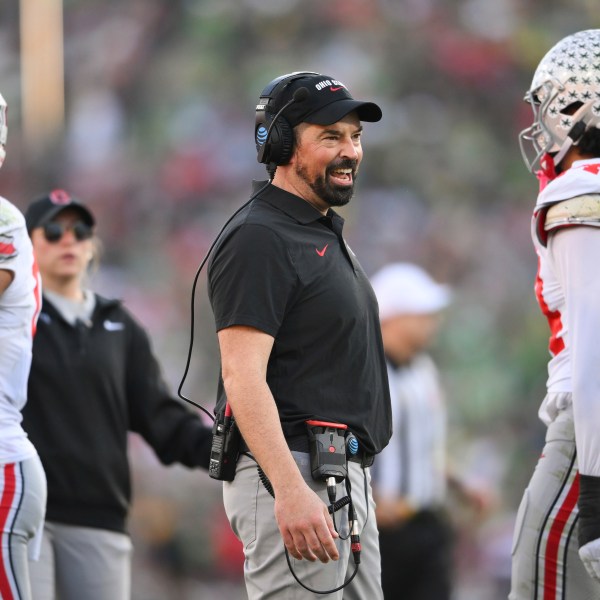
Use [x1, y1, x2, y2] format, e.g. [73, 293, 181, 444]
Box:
[207, 71, 392, 599]
[370, 263, 454, 600]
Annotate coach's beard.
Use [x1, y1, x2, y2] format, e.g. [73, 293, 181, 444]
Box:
[298, 159, 359, 207]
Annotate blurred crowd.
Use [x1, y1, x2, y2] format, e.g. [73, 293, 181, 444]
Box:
[2, 1, 599, 598]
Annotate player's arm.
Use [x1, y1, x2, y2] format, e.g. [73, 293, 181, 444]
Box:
[0, 210, 20, 295]
[0, 268, 13, 295]
[218, 324, 339, 563]
[549, 222, 600, 581]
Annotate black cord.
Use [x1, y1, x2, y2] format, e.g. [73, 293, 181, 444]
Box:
[283, 488, 360, 595]
[284, 546, 359, 594]
[176, 180, 273, 418]
[256, 463, 350, 514]
[336, 476, 353, 541]
[255, 462, 360, 594]
[329, 495, 351, 516]
[257, 462, 275, 497]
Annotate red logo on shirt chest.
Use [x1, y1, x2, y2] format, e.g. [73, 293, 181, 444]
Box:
[316, 244, 329, 257]
[583, 164, 600, 175]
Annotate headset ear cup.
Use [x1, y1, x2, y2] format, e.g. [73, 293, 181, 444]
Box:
[268, 117, 294, 166]
[255, 70, 320, 167]
[255, 113, 294, 166]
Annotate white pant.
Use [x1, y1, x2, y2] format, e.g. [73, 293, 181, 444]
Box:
[510, 405, 600, 599]
[28, 522, 133, 600]
[0, 455, 47, 600]
[224, 451, 383, 599]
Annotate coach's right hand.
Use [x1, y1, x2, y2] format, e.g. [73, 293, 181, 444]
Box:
[274, 482, 339, 563]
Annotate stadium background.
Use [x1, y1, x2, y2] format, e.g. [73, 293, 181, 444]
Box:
[1, 1, 599, 598]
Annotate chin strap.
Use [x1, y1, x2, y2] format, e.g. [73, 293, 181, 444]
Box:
[536, 121, 589, 192]
[536, 153, 558, 192]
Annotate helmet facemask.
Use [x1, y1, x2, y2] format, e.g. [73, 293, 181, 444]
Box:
[519, 79, 563, 174]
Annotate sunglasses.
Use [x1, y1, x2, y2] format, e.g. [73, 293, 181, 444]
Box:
[43, 221, 93, 243]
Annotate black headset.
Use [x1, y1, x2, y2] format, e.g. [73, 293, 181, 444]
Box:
[255, 71, 319, 168]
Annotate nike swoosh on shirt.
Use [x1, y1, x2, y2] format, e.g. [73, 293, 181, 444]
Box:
[103, 320, 125, 331]
[316, 244, 329, 256]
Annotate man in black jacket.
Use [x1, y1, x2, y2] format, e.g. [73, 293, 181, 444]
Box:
[21, 190, 212, 600]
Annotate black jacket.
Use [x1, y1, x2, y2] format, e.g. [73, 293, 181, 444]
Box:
[22, 294, 212, 533]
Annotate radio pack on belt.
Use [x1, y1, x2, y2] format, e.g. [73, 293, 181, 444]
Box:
[305, 420, 349, 482]
[209, 404, 240, 481]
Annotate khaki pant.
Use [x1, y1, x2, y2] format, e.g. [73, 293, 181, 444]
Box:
[224, 451, 383, 599]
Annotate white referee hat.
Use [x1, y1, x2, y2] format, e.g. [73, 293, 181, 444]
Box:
[370, 262, 451, 320]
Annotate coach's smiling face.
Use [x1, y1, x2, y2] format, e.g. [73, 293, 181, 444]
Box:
[287, 112, 363, 214]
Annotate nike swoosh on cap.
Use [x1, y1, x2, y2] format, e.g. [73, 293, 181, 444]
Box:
[103, 319, 125, 331]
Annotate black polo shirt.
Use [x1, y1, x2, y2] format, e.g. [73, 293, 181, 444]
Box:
[208, 181, 391, 455]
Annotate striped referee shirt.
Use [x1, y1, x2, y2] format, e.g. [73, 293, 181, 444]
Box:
[372, 354, 446, 509]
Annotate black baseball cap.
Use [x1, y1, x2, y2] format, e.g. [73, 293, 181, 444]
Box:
[25, 189, 95, 233]
[268, 72, 382, 127]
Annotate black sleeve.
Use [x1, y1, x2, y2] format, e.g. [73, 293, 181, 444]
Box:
[125, 313, 212, 470]
[208, 222, 298, 336]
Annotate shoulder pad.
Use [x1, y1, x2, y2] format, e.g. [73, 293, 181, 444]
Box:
[545, 194, 600, 232]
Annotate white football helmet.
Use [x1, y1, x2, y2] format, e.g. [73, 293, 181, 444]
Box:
[0, 93, 6, 169]
[519, 29, 600, 173]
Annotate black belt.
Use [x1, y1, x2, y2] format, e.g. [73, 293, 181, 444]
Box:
[240, 434, 375, 468]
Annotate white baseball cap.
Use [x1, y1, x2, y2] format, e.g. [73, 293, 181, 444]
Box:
[370, 262, 452, 320]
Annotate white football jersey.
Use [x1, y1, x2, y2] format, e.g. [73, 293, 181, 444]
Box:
[532, 159, 600, 477]
[0, 196, 41, 463]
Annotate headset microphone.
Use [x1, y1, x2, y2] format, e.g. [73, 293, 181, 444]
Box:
[256, 86, 309, 168]
[292, 86, 310, 103]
